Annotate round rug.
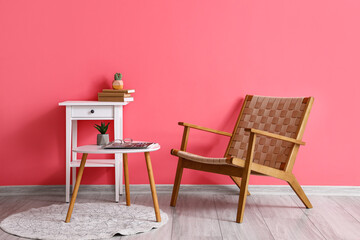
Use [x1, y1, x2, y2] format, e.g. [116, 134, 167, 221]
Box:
[0, 203, 168, 240]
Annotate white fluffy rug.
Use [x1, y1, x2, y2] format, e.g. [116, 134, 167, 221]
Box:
[0, 203, 168, 240]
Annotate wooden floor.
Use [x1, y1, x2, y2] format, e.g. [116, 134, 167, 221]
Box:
[1, 190, 360, 240]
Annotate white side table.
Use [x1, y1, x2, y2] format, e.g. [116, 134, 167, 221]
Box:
[59, 101, 131, 203]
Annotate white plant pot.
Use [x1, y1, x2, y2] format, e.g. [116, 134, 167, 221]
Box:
[97, 134, 109, 145]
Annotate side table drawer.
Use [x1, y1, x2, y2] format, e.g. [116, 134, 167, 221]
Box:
[72, 106, 114, 118]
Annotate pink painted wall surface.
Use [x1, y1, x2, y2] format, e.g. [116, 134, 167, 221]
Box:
[1, 0, 359, 186]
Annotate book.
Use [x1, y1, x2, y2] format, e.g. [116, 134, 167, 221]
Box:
[103, 141, 155, 149]
[98, 96, 134, 102]
[102, 89, 135, 94]
[98, 92, 132, 97]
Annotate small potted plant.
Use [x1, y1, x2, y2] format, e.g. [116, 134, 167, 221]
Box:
[94, 122, 110, 145]
[112, 73, 123, 90]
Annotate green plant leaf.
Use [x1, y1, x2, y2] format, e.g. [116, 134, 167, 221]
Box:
[94, 124, 103, 133]
[104, 122, 110, 133]
[94, 122, 110, 134]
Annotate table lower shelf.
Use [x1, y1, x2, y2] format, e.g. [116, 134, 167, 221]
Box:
[70, 159, 116, 167]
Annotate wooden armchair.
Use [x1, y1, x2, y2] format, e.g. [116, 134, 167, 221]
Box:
[170, 95, 314, 223]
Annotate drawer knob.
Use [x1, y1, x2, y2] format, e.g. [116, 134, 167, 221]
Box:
[90, 109, 95, 114]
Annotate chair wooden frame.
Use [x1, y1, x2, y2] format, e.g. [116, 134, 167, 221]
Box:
[170, 95, 314, 223]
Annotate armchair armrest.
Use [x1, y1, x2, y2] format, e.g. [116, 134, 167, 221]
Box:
[244, 128, 305, 145]
[179, 122, 232, 137]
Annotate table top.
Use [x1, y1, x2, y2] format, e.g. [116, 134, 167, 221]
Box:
[73, 143, 160, 154]
[59, 101, 130, 106]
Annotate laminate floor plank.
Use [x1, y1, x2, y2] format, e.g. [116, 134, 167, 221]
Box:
[0, 197, 25, 220]
[254, 195, 325, 240]
[331, 196, 360, 223]
[291, 195, 360, 240]
[214, 194, 274, 240]
[171, 193, 222, 240]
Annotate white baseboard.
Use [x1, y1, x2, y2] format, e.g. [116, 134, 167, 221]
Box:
[0, 185, 359, 196]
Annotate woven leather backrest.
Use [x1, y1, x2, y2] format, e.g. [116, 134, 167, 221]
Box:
[227, 96, 309, 170]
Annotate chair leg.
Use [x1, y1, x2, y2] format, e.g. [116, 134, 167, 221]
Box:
[236, 171, 251, 223]
[170, 158, 184, 207]
[287, 175, 313, 209]
[230, 176, 251, 196]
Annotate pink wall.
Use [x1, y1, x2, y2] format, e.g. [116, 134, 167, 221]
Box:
[1, 0, 359, 186]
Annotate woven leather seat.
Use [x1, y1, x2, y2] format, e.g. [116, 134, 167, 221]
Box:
[170, 95, 314, 223]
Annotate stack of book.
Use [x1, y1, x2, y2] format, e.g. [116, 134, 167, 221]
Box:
[98, 89, 135, 102]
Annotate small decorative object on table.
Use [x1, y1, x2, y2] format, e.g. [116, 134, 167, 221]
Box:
[94, 122, 110, 145]
[103, 139, 155, 149]
[112, 73, 124, 90]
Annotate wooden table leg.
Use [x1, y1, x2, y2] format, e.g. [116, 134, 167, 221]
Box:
[123, 153, 130, 206]
[65, 153, 88, 223]
[144, 152, 161, 222]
